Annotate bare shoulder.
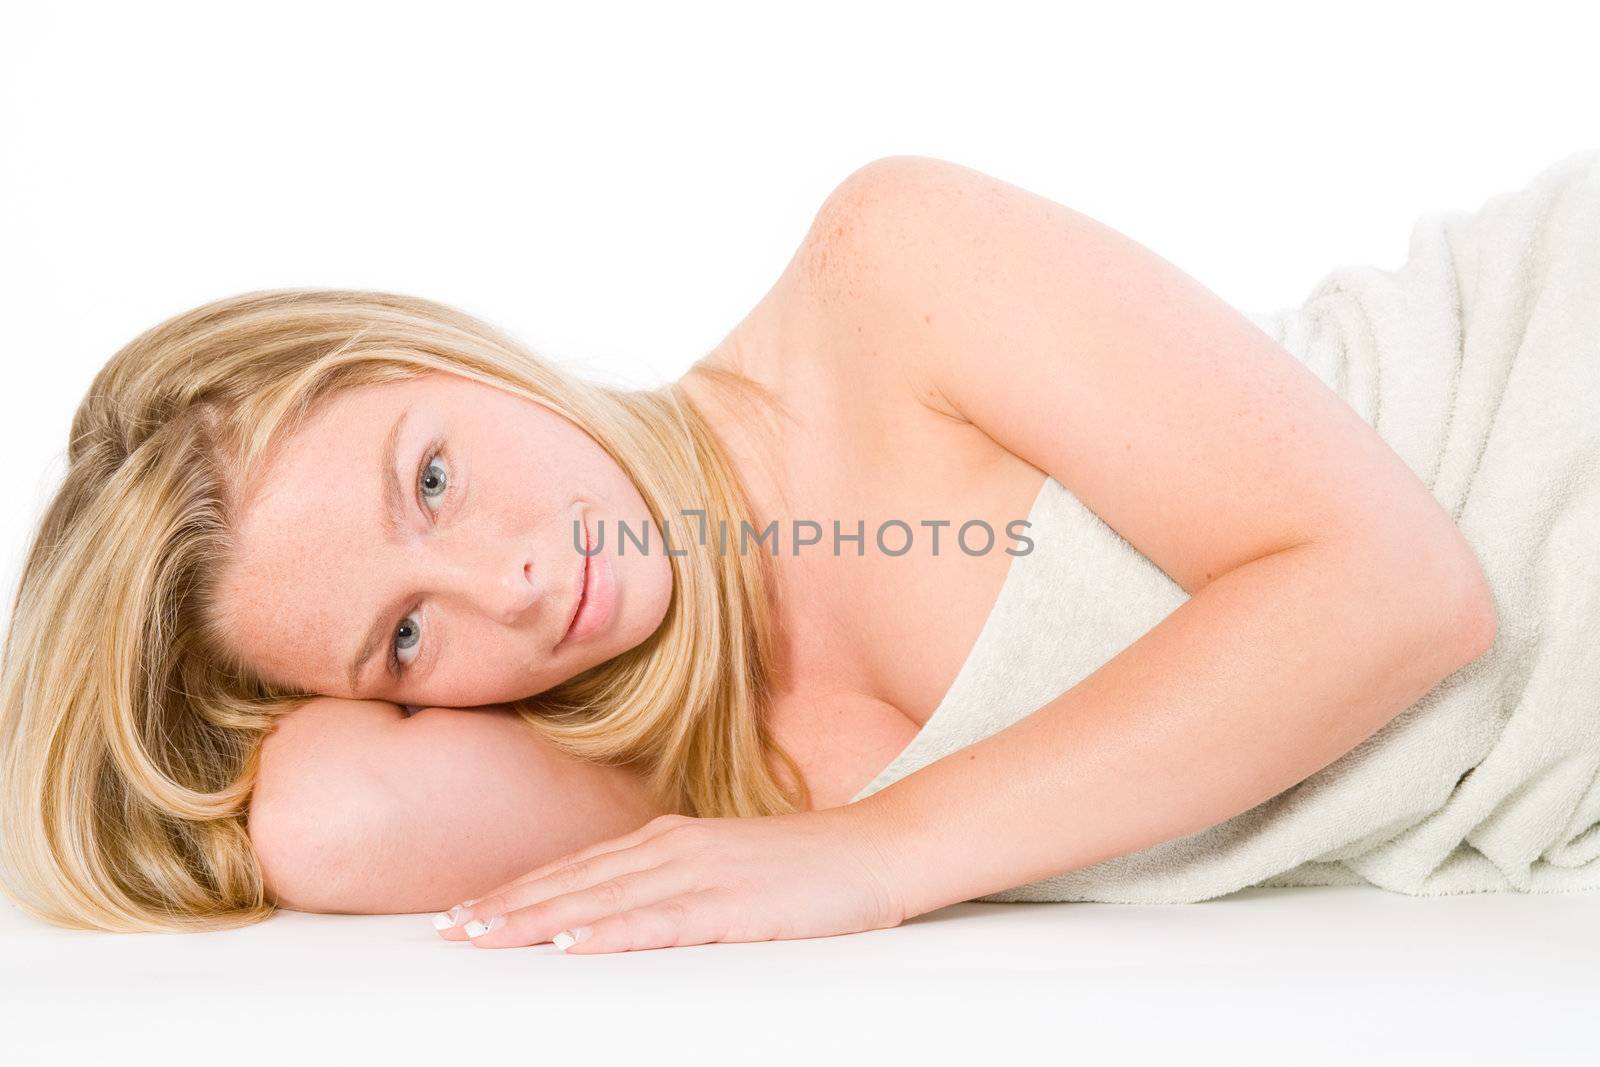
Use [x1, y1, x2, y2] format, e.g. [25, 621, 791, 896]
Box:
[728, 156, 982, 425]
[794, 154, 1002, 312]
[703, 154, 1048, 497]
[692, 157, 987, 477]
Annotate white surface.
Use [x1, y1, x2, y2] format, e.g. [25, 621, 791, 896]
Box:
[2, 884, 1595, 1064]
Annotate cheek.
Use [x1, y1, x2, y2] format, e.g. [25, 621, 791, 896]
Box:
[434, 626, 544, 703]
[628, 549, 676, 637]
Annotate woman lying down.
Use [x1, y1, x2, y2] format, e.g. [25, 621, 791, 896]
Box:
[4, 150, 1596, 952]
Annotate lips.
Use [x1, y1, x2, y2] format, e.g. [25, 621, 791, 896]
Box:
[562, 517, 591, 644]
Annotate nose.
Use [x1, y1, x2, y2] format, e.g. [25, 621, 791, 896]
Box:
[495, 559, 540, 622]
[441, 543, 541, 623]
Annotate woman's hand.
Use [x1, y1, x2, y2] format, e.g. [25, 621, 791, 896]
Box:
[429, 806, 910, 953]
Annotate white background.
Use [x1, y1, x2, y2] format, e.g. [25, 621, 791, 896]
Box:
[2, 2, 1596, 1062]
[4, 0, 1597, 607]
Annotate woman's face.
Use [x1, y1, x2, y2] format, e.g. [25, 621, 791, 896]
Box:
[216, 370, 674, 708]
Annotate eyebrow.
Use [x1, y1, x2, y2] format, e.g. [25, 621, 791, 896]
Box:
[344, 407, 411, 693]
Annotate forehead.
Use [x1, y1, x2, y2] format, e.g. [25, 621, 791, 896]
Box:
[239, 369, 486, 514]
[219, 378, 416, 689]
[245, 376, 414, 521]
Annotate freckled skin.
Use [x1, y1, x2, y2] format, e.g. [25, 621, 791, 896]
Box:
[216, 371, 675, 708]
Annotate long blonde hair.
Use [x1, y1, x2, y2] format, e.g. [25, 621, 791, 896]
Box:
[0, 288, 808, 933]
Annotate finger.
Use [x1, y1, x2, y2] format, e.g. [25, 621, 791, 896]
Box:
[480, 813, 685, 896]
[453, 837, 674, 940]
[557, 889, 734, 954]
[432, 814, 685, 940]
[465, 861, 699, 949]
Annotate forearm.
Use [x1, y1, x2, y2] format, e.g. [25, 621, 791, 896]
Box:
[251, 702, 666, 914]
[853, 537, 1493, 917]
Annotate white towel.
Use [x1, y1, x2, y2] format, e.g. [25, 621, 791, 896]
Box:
[849, 148, 1600, 901]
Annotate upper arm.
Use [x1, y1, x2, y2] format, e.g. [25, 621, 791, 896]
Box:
[247, 698, 664, 915]
[810, 155, 1495, 644]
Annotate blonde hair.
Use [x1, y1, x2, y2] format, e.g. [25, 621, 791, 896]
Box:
[0, 288, 809, 933]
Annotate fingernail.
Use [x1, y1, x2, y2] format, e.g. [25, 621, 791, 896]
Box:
[553, 925, 592, 951]
[464, 915, 505, 938]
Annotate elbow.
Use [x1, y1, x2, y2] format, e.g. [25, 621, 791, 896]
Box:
[248, 782, 392, 914]
[247, 697, 408, 913]
[1355, 528, 1498, 671]
[247, 756, 397, 914]
[1458, 572, 1499, 663]
[1435, 545, 1499, 667]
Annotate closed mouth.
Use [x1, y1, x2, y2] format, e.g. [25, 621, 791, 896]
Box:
[563, 518, 591, 643]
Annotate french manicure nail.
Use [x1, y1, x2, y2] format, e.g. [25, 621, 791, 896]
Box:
[464, 915, 506, 938]
[553, 925, 592, 951]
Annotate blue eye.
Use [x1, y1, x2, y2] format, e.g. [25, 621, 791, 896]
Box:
[390, 443, 450, 677]
[391, 614, 423, 672]
[418, 449, 449, 510]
